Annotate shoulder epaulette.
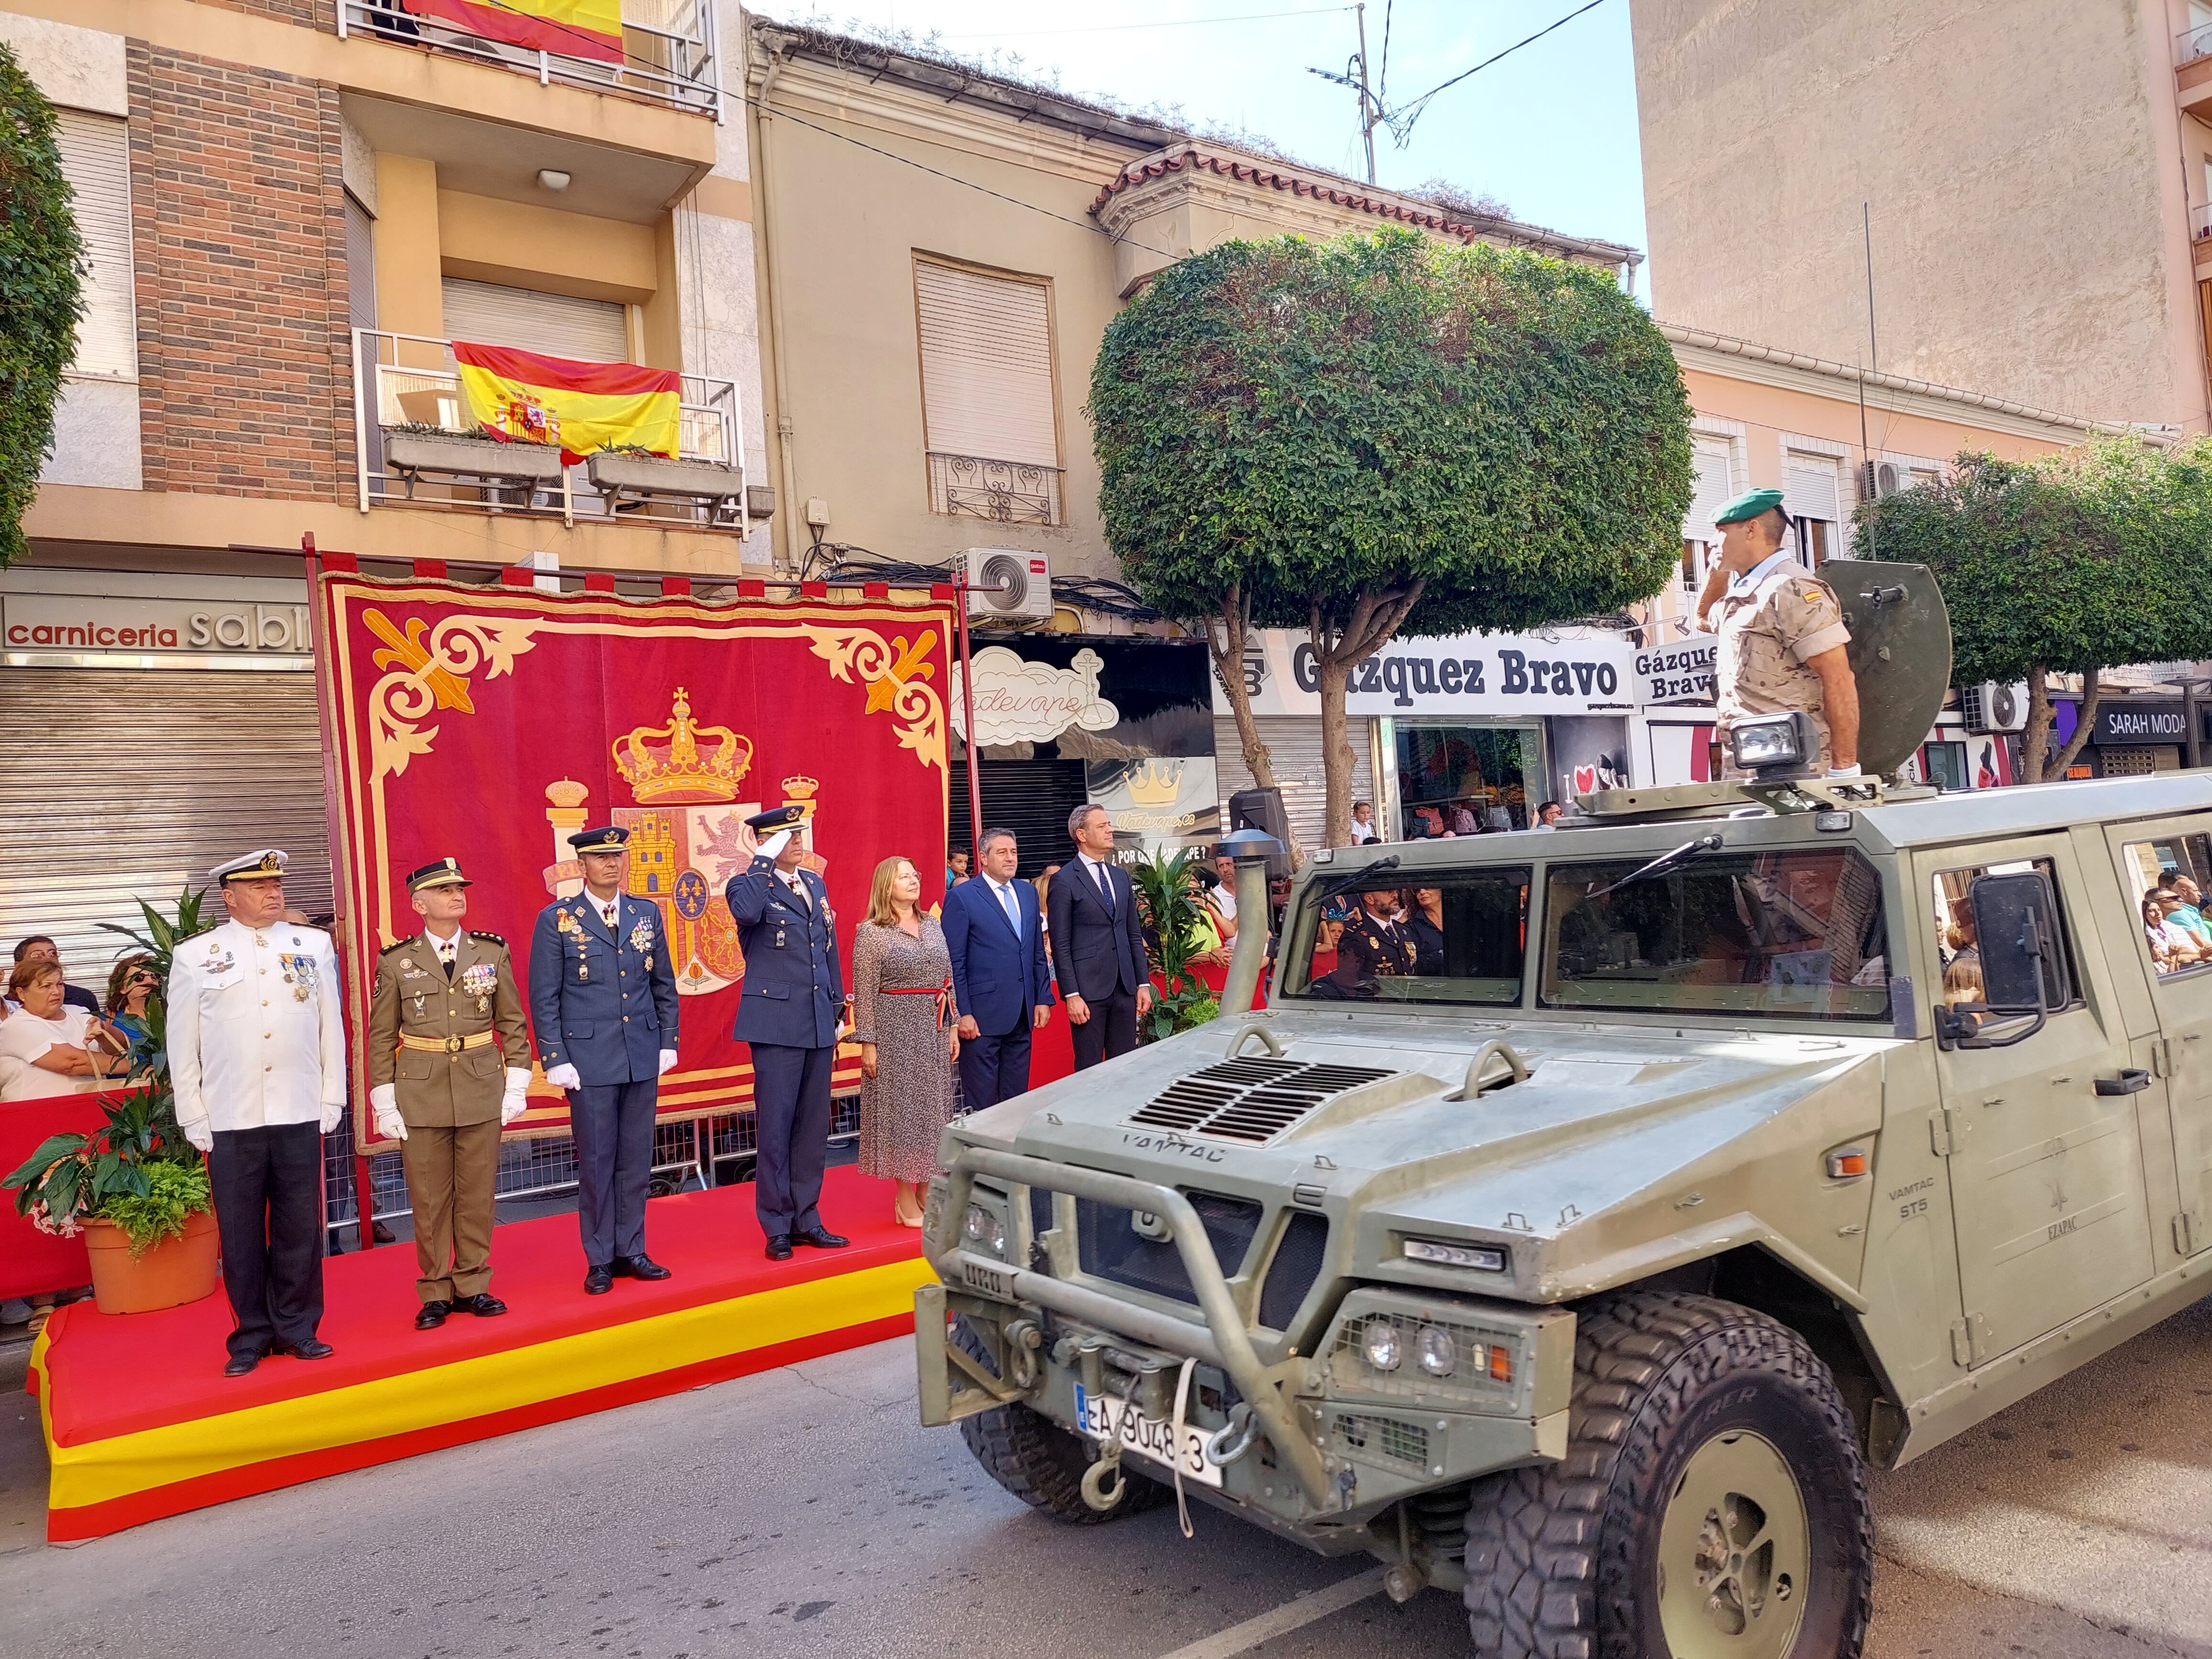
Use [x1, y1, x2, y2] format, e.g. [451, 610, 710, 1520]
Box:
[380, 938, 410, 956]
[470, 930, 506, 945]
[174, 923, 219, 945]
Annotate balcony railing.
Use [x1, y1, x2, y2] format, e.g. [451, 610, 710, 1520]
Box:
[926, 451, 1064, 526]
[353, 329, 744, 531]
[337, 0, 720, 117]
[2179, 19, 2212, 66]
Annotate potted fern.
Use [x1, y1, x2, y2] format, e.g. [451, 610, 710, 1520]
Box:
[1128, 848, 1223, 1042]
[2, 888, 221, 1314]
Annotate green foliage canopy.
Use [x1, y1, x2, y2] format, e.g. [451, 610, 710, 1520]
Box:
[1088, 229, 1693, 640]
[0, 43, 84, 568]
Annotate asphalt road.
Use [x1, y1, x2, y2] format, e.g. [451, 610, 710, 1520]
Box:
[2, 1298, 2210, 1659]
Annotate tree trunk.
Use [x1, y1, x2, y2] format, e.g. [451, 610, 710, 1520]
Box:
[2022, 668, 2052, 783]
[1310, 580, 1426, 849]
[2047, 666, 2101, 780]
[1316, 648, 1355, 851]
[1203, 586, 1302, 867]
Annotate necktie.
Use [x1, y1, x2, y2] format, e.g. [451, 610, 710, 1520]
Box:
[1093, 861, 1114, 914]
[998, 881, 1020, 933]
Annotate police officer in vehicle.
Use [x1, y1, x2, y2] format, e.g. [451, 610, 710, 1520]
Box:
[1694, 487, 1861, 778]
[368, 858, 531, 1330]
[1328, 887, 1416, 997]
[528, 826, 680, 1295]
[727, 805, 849, 1262]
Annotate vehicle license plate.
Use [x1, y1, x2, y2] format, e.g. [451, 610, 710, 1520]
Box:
[1075, 1383, 1222, 1488]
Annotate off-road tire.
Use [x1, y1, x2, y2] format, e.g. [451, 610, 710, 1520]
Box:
[954, 1319, 1164, 1524]
[1462, 1292, 1872, 1659]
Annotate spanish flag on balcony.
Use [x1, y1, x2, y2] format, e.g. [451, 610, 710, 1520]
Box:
[453, 342, 681, 466]
[400, 0, 624, 66]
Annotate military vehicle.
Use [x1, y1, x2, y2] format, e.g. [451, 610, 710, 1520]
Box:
[915, 566, 2212, 1657]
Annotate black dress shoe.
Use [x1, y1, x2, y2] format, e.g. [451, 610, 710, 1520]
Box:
[414, 1301, 451, 1331]
[222, 1352, 261, 1378]
[764, 1234, 793, 1261]
[584, 1265, 614, 1295]
[274, 1338, 334, 1360]
[615, 1254, 672, 1281]
[453, 1293, 507, 1317]
[792, 1227, 850, 1250]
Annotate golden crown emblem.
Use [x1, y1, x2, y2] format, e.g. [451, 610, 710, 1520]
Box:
[612, 687, 754, 805]
[1124, 758, 1183, 806]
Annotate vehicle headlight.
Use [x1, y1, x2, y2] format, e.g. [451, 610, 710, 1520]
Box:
[1416, 1325, 1456, 1377]
[963, 1203, 1006, 1256]
[1361, 1316, 1402, 1372]
[1403, 1237, 1508, 1273]
[1728, 711, 1810, 773]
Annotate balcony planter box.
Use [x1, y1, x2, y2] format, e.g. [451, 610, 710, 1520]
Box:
[383, 430, 566, 493]
[586, 450, 745, 510]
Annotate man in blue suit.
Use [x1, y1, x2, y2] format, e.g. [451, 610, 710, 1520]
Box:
[726, 806, 849, 1261]
[942, 827, 1053, 1109]
[528, 825, 679, 1296]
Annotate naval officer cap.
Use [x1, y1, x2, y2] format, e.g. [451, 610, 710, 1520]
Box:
[1713, 487, 1787, 527]
[568, 825, 630, 854]
[745, 805, 807, 834]
[210, 849, 288, 885]
[406, 857, 472, 892]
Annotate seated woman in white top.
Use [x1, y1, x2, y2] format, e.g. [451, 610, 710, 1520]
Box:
[0, 958, 122, 1101]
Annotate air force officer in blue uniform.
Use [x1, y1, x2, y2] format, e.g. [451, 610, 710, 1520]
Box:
[530, 825, 679, 1295]
[727, 806, 850, 1261]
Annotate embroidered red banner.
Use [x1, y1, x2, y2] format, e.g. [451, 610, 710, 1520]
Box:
[313, 575, 953, 1148]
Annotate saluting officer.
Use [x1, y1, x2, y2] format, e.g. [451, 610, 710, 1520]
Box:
[169, 850, 345, 1378]
[367, 858, 531, 1331]
[727, 806, 850, 1261]
[528, 826, 679, 1295]
[1694, 487, 1862, 777]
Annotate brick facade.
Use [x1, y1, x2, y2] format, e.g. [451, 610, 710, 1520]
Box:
[128, 43, 355, 502]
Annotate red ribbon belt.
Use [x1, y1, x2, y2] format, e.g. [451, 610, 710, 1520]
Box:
[879, 978, 953, 1027]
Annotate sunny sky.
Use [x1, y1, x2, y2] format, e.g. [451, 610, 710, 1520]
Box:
[760, 0, 1650, 296]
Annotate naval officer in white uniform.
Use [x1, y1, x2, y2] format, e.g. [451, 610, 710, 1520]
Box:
[171, 849, 348, 1377]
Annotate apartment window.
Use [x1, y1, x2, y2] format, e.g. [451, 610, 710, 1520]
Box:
[1681, 428, 1739, 590]
[914, 255, 1062, 525]
[54, 110, 136, 381]
[1783, 445, 1846, 567]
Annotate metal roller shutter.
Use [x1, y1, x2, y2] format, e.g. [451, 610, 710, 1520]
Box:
[1214, 716, 1372, 854]
[947, 758, 1089, 880]
[0, 670, 332, 981]
[55, 110, 137, 381]
[439, 278, 628, 363]
[913, 259, 1059, 466]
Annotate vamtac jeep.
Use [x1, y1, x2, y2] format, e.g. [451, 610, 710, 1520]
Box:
[913, 569, 2212, 1657]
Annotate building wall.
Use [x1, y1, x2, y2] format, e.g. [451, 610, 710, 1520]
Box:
[1631, 0, 2205, 431]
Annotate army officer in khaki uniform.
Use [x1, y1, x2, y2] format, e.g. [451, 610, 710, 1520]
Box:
[1693, 486, 1861, 777]
[368, 858, 532, 1330]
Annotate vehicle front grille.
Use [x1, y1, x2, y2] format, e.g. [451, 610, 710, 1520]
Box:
[1127, 1058, 1395, 1144]
[1257, 1212, 1330, 1329]
[1332, 1412, 1430, 1471]
[1075, 1190, 1263, 1305]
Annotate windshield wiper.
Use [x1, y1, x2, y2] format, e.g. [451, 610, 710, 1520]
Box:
[1313, 854, 1402, 905]
[1585, 834, 1724, 901]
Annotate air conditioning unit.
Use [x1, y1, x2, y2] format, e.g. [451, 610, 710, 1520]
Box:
[1961, 680, 2028, 734]
[1856, 460, 1908, 501]
[965, 547, 1054, 622]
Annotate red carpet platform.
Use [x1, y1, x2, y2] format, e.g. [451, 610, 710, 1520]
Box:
[25, 1166, 932, 1542]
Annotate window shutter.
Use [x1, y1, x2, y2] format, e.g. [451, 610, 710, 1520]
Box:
[439, 278, 628, 362]
[345, 196, 378, 332]
[1685, 436, 1736, 541]
[55, 111, 136, 381]
[914, 260, 1059, 467]
[1783, 452, 1843, 525]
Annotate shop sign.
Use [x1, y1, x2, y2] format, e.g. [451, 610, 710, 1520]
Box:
[1633, 638, 1717, 705]
[1222, 629, 1705, 719]
[1089, 755, 1220, 848]
[2090, 699, 2186, 745]
[1, 594, 311, 656]
[950, 644, 1120, 744]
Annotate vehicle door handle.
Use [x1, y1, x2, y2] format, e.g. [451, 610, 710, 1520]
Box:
[2095, 1069, 2151, 1096]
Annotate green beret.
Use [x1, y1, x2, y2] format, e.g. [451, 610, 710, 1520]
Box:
[1714, 487, 1786, 526]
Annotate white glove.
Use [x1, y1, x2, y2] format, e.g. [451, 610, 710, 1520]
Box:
[501, 1067, 531, 1126]
[757, 830, 793, 863]
[368, 1083, 407, 1142]
[180, 1118, 213, 1154]
[658, 1049, 679, 1076]
[545, 1062, 582, 1091]
[320, 1101, 343, 1135]
[1825, 765, 1863, 778]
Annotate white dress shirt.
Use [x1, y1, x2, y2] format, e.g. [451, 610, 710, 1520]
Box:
[1078, 852, 1117, 912]
[169, 918, 347, 1135]
[982, 874, 1024, 934]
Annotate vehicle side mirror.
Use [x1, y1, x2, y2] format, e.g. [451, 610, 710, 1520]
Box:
[1937, 870, 2068, 1049]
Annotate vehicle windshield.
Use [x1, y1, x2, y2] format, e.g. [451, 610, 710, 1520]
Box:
[1539, 848, 1892, 1021]
[1280, 867, 1528, 1005]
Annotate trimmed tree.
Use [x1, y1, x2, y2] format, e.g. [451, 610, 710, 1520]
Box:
[0, 43, 83, 568]
[1091, 229, 1692, 847]
[1853, 439, 2212, 782]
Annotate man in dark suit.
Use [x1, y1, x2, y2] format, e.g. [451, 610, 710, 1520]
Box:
[528, 825, 680, 1296]
[1047, 803, 1152, 1071]
[726, 806, 849, 1261]
[942, 827, 1053, 1108]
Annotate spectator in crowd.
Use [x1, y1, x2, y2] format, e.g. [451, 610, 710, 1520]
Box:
[1406, 804, 1448, 840]
[1534, 801, 1564, 830]
[1032, 864, 1061, 947]
[1942, 952, 1987, 1019]
[2145, 889, 2210, 973]
[0, 959, 123, 1101]
[943, 829, 1052, 1117]
[103, 955, 159, 1052]
[7, 937, 100, 1016]
[1349, 800, 1379, 844]
[1184, 866, 1233, 966]
[945, 847, 970, 892]
[1209, 853, 1240, 940]
[1404, 888, 1446, 975]
[851, 856, 960, 1229]
[1049, 804, 1150, 1070]
[1447, 799, 1480, 837]
[2168, 875, 2212, 948]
